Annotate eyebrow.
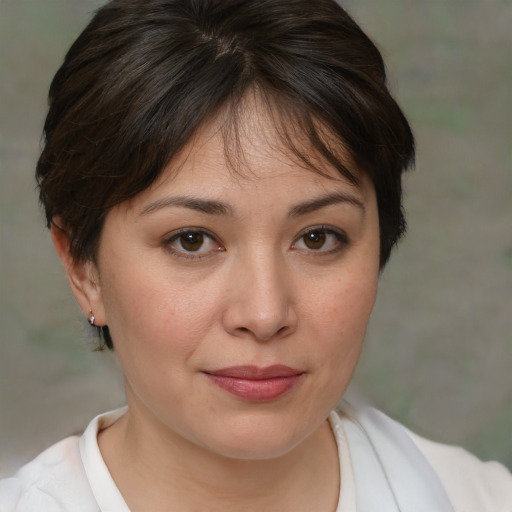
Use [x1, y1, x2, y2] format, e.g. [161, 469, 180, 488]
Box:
[140, 196, 233, 216]
[288, 192, 366, 218]
[140, 191, 365, 218]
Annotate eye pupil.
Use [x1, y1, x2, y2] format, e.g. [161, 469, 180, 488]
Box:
[304, 231, 326, 250]
[180, 232, 204, 251]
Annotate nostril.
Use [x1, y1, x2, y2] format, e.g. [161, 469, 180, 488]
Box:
[235, 325, 289, 340]
[278, 325, 295, 340]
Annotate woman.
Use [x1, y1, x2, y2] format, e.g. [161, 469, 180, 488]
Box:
[1, 0, 511, 510]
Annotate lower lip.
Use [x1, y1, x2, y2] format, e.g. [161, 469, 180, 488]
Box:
[205, 374, 303, 402]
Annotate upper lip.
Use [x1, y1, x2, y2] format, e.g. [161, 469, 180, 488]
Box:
[204, 365, 303, 379]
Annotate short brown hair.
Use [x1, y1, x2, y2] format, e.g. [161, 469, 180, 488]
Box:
[37, 0, 415, 347]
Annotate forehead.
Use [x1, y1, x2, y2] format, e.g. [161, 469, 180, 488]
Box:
[149, 91, 366, 196]
[144, 135, 366, 218]
[121, 116, 377, 230]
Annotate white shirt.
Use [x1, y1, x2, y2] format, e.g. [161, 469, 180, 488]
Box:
[1, 405, 511, 511]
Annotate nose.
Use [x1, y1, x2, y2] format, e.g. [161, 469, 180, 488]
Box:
[221, 250, 297, 342]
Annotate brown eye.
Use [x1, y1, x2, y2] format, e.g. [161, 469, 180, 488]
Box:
[179, 232, 204, 252]
[166, 229, 221, 258]
[303, 230, 326, 250]
[292, 226, 348, 254]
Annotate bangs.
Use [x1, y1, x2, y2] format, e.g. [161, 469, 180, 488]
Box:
[37, 0, 414, 270]
[215, 85, 360, 185]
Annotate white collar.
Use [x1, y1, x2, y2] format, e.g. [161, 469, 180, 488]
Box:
[79, 404, 453, 512]
[79, 407, 131, 512]
[331, 401, 454, 512]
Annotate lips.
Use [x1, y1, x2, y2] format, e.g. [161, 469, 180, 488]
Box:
[203, 365, 304, 402]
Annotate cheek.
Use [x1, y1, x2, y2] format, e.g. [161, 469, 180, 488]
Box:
[287, 270, 378, 430]
[98, 257, 225, 364]
[99, 272, 216, 403]
[303, 269, 378, 375]
[309, 269, 377, 333]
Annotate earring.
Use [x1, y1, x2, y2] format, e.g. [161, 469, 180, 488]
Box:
[88, 312, 96, 326]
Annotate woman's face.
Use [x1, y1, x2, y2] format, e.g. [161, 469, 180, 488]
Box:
[89, 109, 380, 460]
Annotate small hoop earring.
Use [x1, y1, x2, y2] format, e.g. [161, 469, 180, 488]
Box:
[88, 312, 96, 326]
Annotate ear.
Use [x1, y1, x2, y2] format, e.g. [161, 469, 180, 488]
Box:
[50, 219, 107, 326]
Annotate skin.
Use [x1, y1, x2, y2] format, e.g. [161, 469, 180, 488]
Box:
[52, 101, 381, 511]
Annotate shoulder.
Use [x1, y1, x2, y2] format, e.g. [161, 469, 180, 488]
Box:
[0, 407, 128, 512]
[408, 430, 512, 512]
[333, 402, 512, 512]
[0, 436, 98, 512]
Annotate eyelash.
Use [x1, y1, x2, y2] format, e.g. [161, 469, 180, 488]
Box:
[163, 228, 224, 260]
[162, 225, 349, 260]
[292, 225, 349, 255]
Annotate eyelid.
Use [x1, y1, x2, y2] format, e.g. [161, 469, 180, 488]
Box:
[163, 227, 224, 259]
[164, 227, 217, 241]
[292, 225, 349, 252]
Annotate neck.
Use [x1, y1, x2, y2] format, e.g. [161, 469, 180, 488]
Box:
[99, 399, 340, 512]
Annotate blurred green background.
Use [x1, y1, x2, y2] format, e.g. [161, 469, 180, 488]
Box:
[1, 0, 511, 475]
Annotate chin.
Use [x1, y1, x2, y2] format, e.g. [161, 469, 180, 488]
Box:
[194, 412, 319, 461]
[208, 435, 304, 461]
